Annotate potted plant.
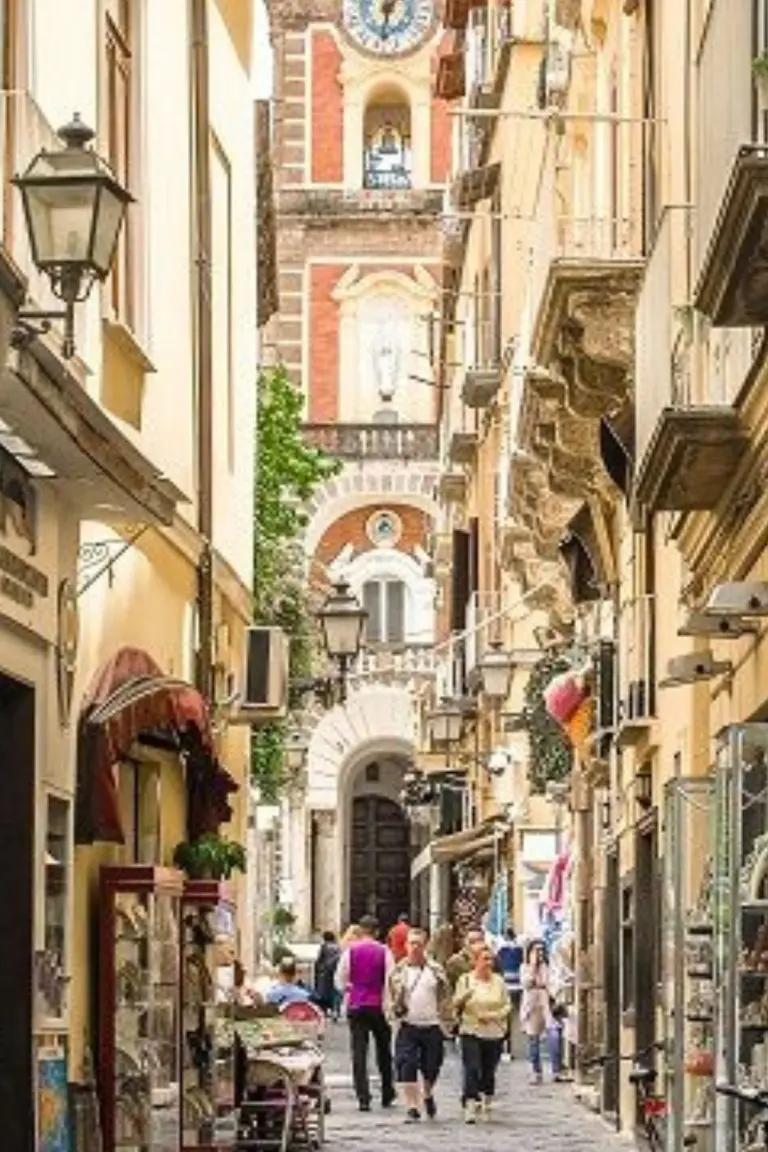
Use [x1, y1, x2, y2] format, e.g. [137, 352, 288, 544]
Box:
[753, 53, 768, 108]
[172, 833, 247, 880]
[272, 904, 296, 936]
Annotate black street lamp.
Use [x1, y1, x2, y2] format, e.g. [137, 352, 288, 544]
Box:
[315, 580, 368, 703]
[13, 113, 133, 358]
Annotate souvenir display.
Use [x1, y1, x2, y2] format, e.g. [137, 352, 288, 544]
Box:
[663, 777, 716, 1152]
[180, 880, 238, 1150]
[98, 866, 183, 1152]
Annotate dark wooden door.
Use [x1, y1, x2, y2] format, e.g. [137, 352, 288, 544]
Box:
[349, 796, 411, 934]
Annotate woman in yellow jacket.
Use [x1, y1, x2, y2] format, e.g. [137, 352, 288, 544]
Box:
[453, 943, 511, 1124]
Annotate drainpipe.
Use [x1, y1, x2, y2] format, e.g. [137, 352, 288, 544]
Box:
[190, 0, 214, 702]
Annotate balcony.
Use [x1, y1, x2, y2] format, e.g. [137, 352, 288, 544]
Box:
[461, 364, 502, 408]
[363, 166, 411, 191]
[437, 470, 468, 504]
[695, 147, 768, 326]
[634, 208, 749, 514]
[351, 644, 437, 686]
[465, 591, 502, 688]
[448, 429, 479, 465]
[278, 187, 443, 221]
[302, 423, 439, 461]
[616, 595, 657, 749]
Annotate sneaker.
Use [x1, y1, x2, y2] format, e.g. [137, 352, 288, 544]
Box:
[464, 1102, 478, 1125]
[481, 1096, 493, 1120]
[382, 1092, 397, 1109]
[405, 1108, 421, 1124]
[424, 1097, 437, 1120]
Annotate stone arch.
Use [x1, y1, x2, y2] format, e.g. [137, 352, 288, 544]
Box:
[303, 462, 440, 558]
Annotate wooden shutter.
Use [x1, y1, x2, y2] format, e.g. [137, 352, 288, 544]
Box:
[469, 517, 480, 596]
[386, 581, 406, 644]
[451, 530, 470, 631]
[363, 581, 382, 644]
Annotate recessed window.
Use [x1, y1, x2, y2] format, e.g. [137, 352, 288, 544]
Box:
[362, 578, 406, 645]
[363, 89, 412, 190]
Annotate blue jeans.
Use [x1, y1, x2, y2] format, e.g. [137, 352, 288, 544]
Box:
[527, 1027, 562, 1075]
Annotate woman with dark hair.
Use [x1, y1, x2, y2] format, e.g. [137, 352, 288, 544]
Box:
[453, 943, 510, 1123]
[520, 939, 563, 1084]
[314, 930, 342, 1020]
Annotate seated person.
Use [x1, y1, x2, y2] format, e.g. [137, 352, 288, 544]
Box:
[264, 957, 312, 1007]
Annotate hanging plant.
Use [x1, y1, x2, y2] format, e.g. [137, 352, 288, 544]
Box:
[173, 833, 247, 880]
[522, 653, 574, 793]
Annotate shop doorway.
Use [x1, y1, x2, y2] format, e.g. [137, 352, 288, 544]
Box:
[603, 850, 621, 1126]
[0, 672, 35, 1150]
[634, 816, 660, 1124]
[349, 795, 411, 933]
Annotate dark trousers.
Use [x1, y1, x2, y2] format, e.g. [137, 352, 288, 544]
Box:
[461, 1035, 503, 1102]
[348, 1008, 394, 1105]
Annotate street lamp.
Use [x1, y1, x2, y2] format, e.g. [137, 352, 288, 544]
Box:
[14, 113, 133, 359]
[314, 580, 367, 703]
[426, 697, 465, 749]
[477, 640, 514, 704]
[284, 729, 309, 774]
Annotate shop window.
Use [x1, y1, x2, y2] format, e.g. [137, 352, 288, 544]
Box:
[363, 88, 412, 190]
[105, 0, 136, 328]
[363, 578, 406, 645]
[621, 878, 635, 1014]
[39, 795, 70, 1020]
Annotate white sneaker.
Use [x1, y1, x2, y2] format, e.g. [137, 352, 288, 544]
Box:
[481, 1096, 493, 1120]
[464, 1102, 478, 1125]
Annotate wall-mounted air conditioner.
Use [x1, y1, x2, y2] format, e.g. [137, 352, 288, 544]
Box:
[227, 626, 288, 724]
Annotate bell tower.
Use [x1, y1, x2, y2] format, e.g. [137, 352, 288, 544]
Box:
[265, 0, 449, 933]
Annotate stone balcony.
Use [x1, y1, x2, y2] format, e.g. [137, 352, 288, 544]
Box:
[349, 643, 437, 688]
[303, 423, 439, 462]
[278, 187, 444, 223]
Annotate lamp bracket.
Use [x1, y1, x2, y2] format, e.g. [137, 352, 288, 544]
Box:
[77, 527, 148, 597]
[13, 303, 75, 358]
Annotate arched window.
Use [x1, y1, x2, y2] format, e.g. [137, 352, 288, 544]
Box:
[362, 578, 407, 645]
[363, 86, 412, 190]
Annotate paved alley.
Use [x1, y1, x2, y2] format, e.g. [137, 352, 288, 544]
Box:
[321, 1026, 629, 1150]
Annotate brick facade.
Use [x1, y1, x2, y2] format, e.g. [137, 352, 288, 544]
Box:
[431, 34, 453, 184]
[308, 264, 344, 420]
[315, 504, 430, 567]
[311, 31, 344, 183]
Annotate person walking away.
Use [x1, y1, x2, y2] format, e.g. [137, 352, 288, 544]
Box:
[314, 931, 342, 1020]
[387, 927, 451, 1123]
[387, 913, 410, 963]
[520, 939, 563, 1083]
[454, 944, 510, 1124]
[265, 957, 313, 1006]
[336, 915, 396, 1111]
[496, 927, 524, 1059]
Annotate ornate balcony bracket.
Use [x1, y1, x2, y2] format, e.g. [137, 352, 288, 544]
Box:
[437, 470, 468, 505]
[448, 430, 478, 465]
[634, 407, 749, 514]
[461, 365, 502, 409]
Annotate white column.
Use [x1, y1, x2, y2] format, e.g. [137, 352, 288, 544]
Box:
[411, 88, 431, 188]
[344, 95, 364, 189]
[429, 863, 441, 935]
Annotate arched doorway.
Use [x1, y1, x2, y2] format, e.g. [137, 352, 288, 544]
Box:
[349, 794, 411, 933]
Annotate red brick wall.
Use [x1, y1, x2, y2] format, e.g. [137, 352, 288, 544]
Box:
[308, 264, 344, 420]
[431, 34, 453, 184]
[311, 32, 343, 184]
[315, 504, 430, 567]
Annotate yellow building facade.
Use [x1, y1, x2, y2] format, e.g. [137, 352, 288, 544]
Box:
[430, 0, 768, 1146]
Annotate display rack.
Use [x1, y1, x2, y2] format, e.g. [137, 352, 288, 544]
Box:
[663, 777, 716, 1152]
[713, 723, 768, 1152]
[180, 880, 238, 1149]
[99, 866, 184, 1152]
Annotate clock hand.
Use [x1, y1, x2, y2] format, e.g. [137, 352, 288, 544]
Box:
[381, 0, 397, 36]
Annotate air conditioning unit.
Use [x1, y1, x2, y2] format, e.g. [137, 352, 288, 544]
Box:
[228, 626, 288, 724]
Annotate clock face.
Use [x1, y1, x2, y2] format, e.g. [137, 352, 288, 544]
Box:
[343, 0, 434, 55]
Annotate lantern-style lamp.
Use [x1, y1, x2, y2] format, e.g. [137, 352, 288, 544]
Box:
[14, 113, 133, 358]
[284, 729, 309, 774]
[478, 640, 514, 703]
[317, 580, 368, 661]
[426, 697, 464, 748]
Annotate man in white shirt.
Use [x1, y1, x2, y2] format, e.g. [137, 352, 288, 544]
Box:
[386, 927, 450, 1123]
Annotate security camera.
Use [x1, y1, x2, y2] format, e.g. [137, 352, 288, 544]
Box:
[678, 612, 758, 639]
[705, 582, 768, 618]
[659, 651, 733, 689]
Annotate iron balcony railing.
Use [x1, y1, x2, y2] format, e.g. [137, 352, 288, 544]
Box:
[303, 423, 439, 461]
[363, 166, 412, 191]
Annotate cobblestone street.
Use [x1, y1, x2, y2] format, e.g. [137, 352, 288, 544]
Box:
[321, 1025, 628, 1150]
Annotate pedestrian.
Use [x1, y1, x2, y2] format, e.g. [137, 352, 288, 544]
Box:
[341, 923, 363, 948]
[445, 927, 486, 991]
[265, 956, 313, 1006]
[314, 930, 342, 1020]
[427, 922, 455, 967]
[336, 914, 396, 1112]
[520, 939, 564, 1084]
[454, 944, 510, 1124]
[495, 926, 524, 1058]
[387, 912, 410, 962]
[387, 927, 451, 1123]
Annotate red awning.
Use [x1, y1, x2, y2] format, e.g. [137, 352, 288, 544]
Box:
[75, 646, 214, 844]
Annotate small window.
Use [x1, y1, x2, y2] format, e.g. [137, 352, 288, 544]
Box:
[105, 0, 136, 328]
[621, 878, 635, 1013]
[362, 578, 407, 645]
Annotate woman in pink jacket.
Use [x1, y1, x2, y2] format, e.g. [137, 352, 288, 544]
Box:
[519, 940, 564, 1084]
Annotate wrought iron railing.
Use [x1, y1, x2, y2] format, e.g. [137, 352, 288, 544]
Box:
[363, 166, 412, 190]
[303, 423, 439, 460]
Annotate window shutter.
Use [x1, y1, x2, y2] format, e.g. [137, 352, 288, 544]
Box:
[451, 530, 470, 631]
[386, 581, 406, 644]
[363, 582, 382, 644]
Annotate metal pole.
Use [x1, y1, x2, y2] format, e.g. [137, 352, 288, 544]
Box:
[190, 0, 214, 703]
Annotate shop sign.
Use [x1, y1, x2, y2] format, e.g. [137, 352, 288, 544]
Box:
[0, 541, 49, 609]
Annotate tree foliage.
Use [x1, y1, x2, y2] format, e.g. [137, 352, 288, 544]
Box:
[251, 365, 341, 802]
[522, 652, 573, 793]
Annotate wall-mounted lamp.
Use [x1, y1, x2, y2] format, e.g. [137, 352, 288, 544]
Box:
[477, 640, 514, 703]
[283, 729, 309, 774]
[13, 114, 133, 358]
[292, 581, 368, 707]
[426, 696, 465, 748]
[635, 765, 653, 810]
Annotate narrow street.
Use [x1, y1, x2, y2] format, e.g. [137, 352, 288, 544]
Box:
[321, 1026, 627, 1150]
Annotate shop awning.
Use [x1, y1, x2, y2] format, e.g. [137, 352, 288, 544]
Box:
[75, 646, 237, 844]
[411, 823, 502, 880]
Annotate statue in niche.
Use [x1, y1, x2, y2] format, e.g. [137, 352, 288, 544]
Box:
[374, 338, 399, 401]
